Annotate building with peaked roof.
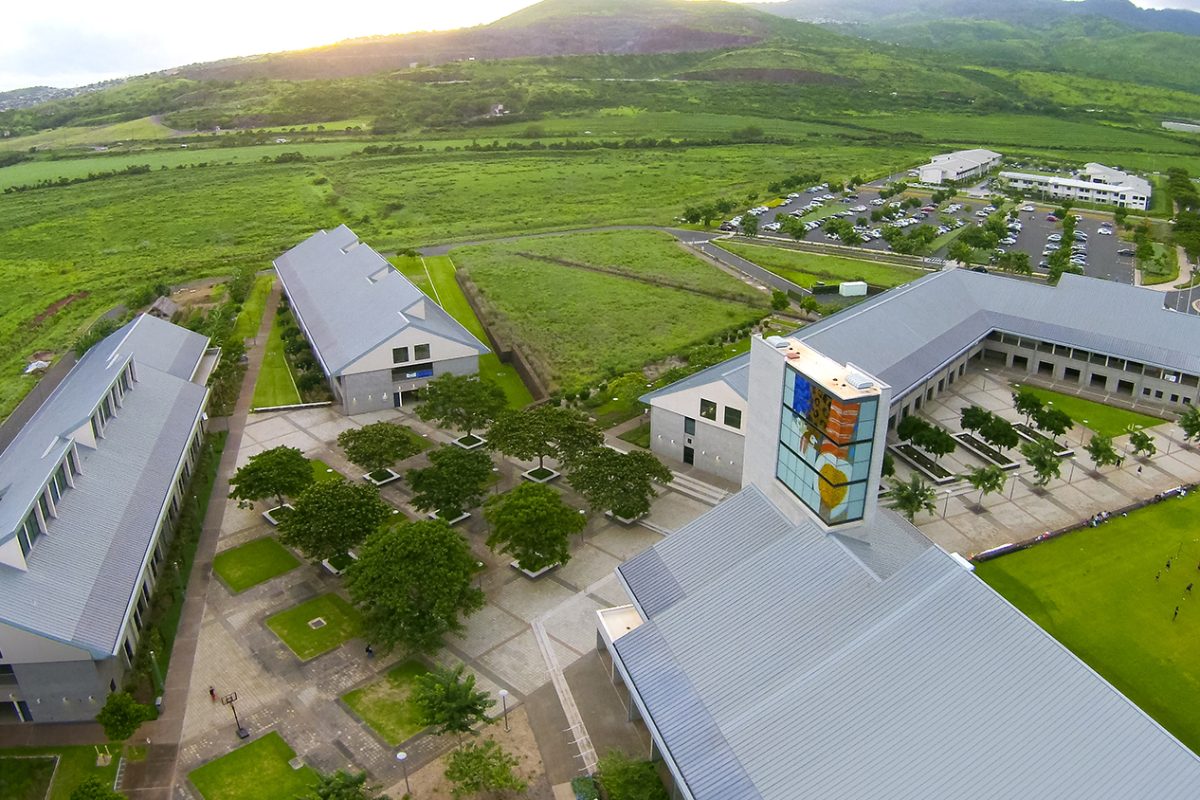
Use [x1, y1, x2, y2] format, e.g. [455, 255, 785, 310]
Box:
[642, 270, 1200, 483]
[274, 226, 490, 415]
[0, 315, 214, 722]
[916, 148, 1002, 185]
[597, 333, 1200, 800]
[1000, 163, 1151, 210]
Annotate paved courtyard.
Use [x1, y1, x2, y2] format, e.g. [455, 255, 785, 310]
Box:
[175, 404, 712, 798]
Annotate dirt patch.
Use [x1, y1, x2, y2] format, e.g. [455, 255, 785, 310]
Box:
[31, 292, 89, 327]
[678, 68, 854, 85]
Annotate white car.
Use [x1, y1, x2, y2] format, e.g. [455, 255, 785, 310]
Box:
[822, 194, 835, 201]
[763, 222, 782, 232]
[1047, 233, 1062, 242]
[1097, 228, 1113, 235]
[1000, 237, 1017, 246]
[1021, 205, 1035, 212]
[870, 198, 885, 206]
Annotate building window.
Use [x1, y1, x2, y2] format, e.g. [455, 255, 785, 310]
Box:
[392, 347, 410, 364]
[392, 363, 434, 381]
[413, 343, 431, 361]
[724, 407, 742, 429]
[700, 399, 717, 421]
[684, 417, 696, 436]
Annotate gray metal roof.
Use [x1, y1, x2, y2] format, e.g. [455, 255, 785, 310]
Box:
[614, 486, 1200, 800]
[274, 225, 489, 377]
[0, 315, 208, 656]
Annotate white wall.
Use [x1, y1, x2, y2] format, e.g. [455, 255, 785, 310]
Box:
[341, 329, 480, 376]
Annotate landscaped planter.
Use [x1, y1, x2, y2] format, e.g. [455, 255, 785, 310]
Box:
[453, 434, 487, 451]
[362, 468, 401, 487]
[953, 432, 1018, 469]
[321, 550, 359, 575]
[263, 504, 295, 526]
[889, 444, 956, 485]
[605, 510, 646, 526]
[521, 466, 561, 484]
[510, 560, 560, 579]
[1014, 423, 1074, 458]
[427, 510, 471, 526]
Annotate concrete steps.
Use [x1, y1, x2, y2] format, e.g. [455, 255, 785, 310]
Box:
[667, 471, 730, 506]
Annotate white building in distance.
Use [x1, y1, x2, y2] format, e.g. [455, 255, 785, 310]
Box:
[916, 148, 1002, 185]
[1000, 162, 1151, 211]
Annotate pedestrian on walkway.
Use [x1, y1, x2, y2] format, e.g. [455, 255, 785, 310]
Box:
[209, 686, 216, 702]
[1174, 606, 1180, 621]
[365, 644, 374, 658]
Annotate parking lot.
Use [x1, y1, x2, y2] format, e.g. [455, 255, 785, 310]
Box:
[1004, 204, 1133, 284]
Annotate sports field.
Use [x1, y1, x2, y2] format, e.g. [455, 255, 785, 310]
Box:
[977, 491, 1200, 752]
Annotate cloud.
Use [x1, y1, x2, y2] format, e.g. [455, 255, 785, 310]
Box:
[0, 22, 175, 88]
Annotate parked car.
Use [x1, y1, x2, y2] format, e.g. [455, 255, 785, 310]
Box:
[1117, 248, 1136, 256]
[1046, 214, 1059, 222]
[1097, 228, 1113, 235]
[1047, 234, 1062, 242]
[1022, 205, 1036, 212]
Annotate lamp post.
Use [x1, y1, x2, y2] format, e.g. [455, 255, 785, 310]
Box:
[147, 650, 164, 695]
[1009, 471, 1019, 499]
[1067, 456, 1077, 484]
[498, 689, 510, 732]
[942, 488, 952, 518]
[396, 751, 410, 795]
[1079, 419, 1089, 445]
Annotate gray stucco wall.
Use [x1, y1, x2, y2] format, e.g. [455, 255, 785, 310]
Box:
[650, 406, 745, 485]
[338, 355, 479, 415]
[12, 658, 120, 722]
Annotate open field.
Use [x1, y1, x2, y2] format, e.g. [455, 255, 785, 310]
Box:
[1013, 383, 1166, 439]
[0, 746, 122, 800]
[0, 115, 178, 154]
[251, 312, 301, 408]
[977, 492, 1200, 753]
[719, 241, 927, 289]
[266, 593, 362, 661]
[213, 537, 300, 593]
[188, 732, 319, 800]
[341, 661, 430, 746]
[453, 231, 766, 391]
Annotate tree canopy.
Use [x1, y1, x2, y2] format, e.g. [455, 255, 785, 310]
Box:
[444, 740, 527, 800]
[411, 664, 495, 737]
[1128, 428, 1157, 458]
[337, 422, 422, 473]
[979, 414, 1019, 451]
[1021, 439, 1062, 486]
[301, 771, 389, 800]
[344, 519, 483, 655]
[889, 475, 937, 521]
[1033, 405, 1073, 442]
[96, 692, 152, 742]
[416, 374, 507, 437]
[487, 405, 600, 470]
[1085, 433, 1124, 469]
[960, 405, 991, 433]
[1011, 388, 1043, 424]
[484, 482, 584, 572]
[70, 778, 126, 800]
[228, 445, 313, 507]
[568, 448, 672, 520]
[597, 751, 669, 800]
[407, 445, 494, 521]
[1180, 406, 1200, 442]
[966, 465, 1006, 505]
[277, 480, 392, 561]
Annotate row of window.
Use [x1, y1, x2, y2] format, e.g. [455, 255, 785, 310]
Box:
[393, 344, 431, 364]
[987, 331, 1199, 387]
[13, 446, 82, 558]
[698, 399, 742, 430]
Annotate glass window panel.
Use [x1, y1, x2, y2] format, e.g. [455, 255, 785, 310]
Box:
[724, 407, 742, 429]
[414, 344, 431, 361]
[700, 399, 717, 421]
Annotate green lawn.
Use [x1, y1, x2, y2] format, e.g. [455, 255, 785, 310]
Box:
[1139, 242, 1179, 286]
[0, 756, 56, 800]
[1012, 383, 1165, 439]
[718, 241, 926, 289]
[213, 537, 300, 593]
[0, 746, 121, 800]
[977, 491, 1200, 753]
[266, 594, 362, 660]
[251, 312, 301, 409]
[452, 232, 766, 392]
[231, 275, 274, 342]
[310, 458, 344, 483]
[424, 255, 534, 408]
[188, 732, 319, 800]
[341, 660, 431, 745]
[618, 421, 652, 449]
[392, 254, 435, 296]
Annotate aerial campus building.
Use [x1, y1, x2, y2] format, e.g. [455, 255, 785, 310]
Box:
[0, 315, 217, 723]
[916, 148, 1003, 185]
[598, 326, 1200, 799]
[275, 225, 490, 415]
[642, 269, 1200, 485]
[1000, 162, 1152, 211]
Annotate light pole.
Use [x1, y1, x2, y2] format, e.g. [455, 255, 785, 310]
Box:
[942, 489, 952, 518]
[1009, 471, 1019, 499]
[1079, 419, 1089, 445]
[147, 650, 164, 695]
[498, 689, 510, 732]
[1067, 456, 1077, 484]
[396, 751, 410, 795]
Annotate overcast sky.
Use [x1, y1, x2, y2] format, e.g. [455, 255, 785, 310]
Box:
[2, 0, 1197, 91]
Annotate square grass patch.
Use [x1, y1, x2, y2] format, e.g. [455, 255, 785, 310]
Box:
[213, 537, 300, 593]
[189, 732, 318, 800]
[342, 661, 430, 746]
[310, 459, 343, 483]
[0, 745, 120, 800]
[1012, 383, 1165, 439]
[266, 594, 362, 660]
[618, 422, 652, 449]
[0, 756, 56, 800]
[976, 491, 1200, 754]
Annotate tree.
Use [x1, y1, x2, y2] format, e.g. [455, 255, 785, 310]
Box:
[227, 445, 313, 508]
[417, 374, 507, 440]
[1180, 405, 1200, 443]
[1021, 439, 1062, 486]
[966, 465, 1007, 506]
[408, 445, 494, 521]
[741, 214, 759, 237]
[489, 405, 600, 471]
[914, 425, 957, 462]
[980, 415, 1019, 452]
[1129, 428, 1157, 457]
[96, 692, 152, 742]
[568, 448, 673, 520]
[412, 664, 495, 737]
[485, 483, 585, 572]
[597, 751, 669, 800]
[301, 772, 389, 800]
[70, 778, 125, 800]
[1032, 406, 1073, 444]
[881, 451, 895, 478]
[1011, 388, 1043, 425]
[960, 405, 991, 434]
[344, 519, 484, 655]
[948, 240, 974, 264]
[278, 480, 391, 561]
[1085, 434, 1124, 470]
[444, 740, 527, 799]
[337, 422, 422, 473]
[896, 415, 930, 443]
[770, 289, 790, 311]
[889, 475, 937, 521]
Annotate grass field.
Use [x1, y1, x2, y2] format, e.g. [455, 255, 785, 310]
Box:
[618, 421, 652, 449]
[188, 732, 319, 800]
[212, 538, 300, 593]
[719, 241, 927, 289]
[0, 755, 56, 799]
[266, 594, 362, 661]
[341, 661, 430, 746]
[0, 746, 121, 800]
[453, 231, 766, 391]
[251, 312, 301, 409]
[392, 254, 435, 296]
[231, 275, 274, 342]
[1013, 383, 1165, 439]
[311, 458, 344, 483]
[977, 491, 1200, 753]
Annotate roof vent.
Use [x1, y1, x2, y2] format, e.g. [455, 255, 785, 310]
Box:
[765, 336, 789, 349]
[846, 371, 875, 390]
